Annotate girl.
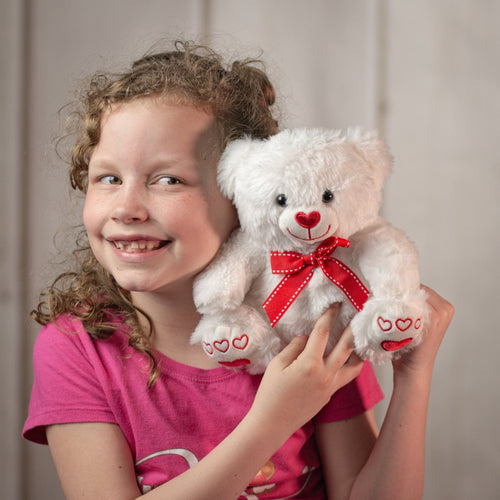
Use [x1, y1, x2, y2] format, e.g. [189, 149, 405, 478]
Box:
[23, 41, 453, 500]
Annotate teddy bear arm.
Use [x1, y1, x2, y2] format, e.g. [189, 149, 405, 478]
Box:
[353, 221, 422, 298]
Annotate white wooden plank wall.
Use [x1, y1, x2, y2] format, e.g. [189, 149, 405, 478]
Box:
[1, 1, 497, 498]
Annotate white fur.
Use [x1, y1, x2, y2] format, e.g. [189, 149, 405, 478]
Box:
[191, 128, 430, 373]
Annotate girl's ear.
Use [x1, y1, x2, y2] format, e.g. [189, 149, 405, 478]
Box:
[217, 136, 258, 199]
[347, 128, 393, 184]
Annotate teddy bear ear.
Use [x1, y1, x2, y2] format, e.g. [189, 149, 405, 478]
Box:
[346, 127, 393, 182]
[217, 136, 260, 199]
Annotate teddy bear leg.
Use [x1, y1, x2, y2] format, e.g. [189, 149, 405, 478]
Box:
[350, 293, 430, 364]
[191, 305, 280, 373]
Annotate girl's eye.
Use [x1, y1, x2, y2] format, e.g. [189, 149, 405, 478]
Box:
[99, 175, 121, 185]
[322, 189, 334, 203]
[157, 176, 182, 186]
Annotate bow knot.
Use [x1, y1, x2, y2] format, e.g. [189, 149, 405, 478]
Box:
[263, 236, 369, 327]
[303, 253, 318, 267]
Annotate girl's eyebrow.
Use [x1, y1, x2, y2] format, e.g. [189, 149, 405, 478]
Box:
[88, 154, 118, 166]
[152, 155, 186, 166]
[88, 155, 197, 176]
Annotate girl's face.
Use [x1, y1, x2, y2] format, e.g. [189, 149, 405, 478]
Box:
[83, 98, 238, 296]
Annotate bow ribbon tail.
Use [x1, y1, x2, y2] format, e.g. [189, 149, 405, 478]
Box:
[263, 268, 315, 327]
[319, 258, 369, 311]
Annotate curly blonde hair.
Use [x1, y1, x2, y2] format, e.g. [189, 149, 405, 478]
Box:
[33, 41, 279, 387]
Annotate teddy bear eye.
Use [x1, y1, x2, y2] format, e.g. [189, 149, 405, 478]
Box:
[276, 194, 288, 207]
[322, 189, 334, 203]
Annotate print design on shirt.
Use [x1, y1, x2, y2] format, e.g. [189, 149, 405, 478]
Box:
[241, 463, 316, 500]
[136, 448, 316, 498]
[136, 448, 198, 493]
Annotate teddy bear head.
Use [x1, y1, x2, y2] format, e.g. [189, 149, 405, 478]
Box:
[217, 128, 392, 251]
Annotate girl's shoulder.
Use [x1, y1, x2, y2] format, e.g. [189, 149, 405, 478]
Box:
[33, 314, 131, 372]
[37, 312, 128, 339]
[38, 314, 88, 337]
[34, 314, 89, 354]
[24, 314, 130, 444]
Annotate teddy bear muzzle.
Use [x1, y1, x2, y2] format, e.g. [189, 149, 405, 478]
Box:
[284, 209, 334, 243]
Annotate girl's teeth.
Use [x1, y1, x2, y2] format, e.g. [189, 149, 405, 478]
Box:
[114, 240, 162, 252]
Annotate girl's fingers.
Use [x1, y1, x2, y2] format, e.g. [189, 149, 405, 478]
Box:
[303, 304, 341, 356]
[326, 325, 364, 386]
[325, 325, 357, 370]
[273, 335, 308, 368]
[421, 285, 455, 323]
[335, 351, 365, 388]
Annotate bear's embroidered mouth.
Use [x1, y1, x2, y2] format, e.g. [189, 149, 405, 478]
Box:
[286, 225, 331, 242]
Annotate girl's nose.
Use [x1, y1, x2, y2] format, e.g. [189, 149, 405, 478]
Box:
[111, 186, 149, 224]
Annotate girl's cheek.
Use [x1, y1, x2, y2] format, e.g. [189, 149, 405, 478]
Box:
[82, 192, 101, 232]
[82, 198, 92, 228]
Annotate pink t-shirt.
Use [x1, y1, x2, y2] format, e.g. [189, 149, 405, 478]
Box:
[23, 316, 383, 498]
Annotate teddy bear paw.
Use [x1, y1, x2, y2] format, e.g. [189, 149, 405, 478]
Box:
[350, 296, 429, 364]
[192, 307, 279, 373]
[375, 315, 422, 353]
[201, 325, 254, 369]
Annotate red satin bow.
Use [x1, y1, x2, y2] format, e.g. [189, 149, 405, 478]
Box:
[262, 236, 370, 327]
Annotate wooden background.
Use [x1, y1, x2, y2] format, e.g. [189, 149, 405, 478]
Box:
[1, 1, 499, 498]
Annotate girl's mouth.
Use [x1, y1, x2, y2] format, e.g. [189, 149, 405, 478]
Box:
[112, 240, 168, 253]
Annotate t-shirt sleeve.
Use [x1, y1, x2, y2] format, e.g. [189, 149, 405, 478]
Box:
[22, 318, 117, 444]
[314, 360, 384, 424]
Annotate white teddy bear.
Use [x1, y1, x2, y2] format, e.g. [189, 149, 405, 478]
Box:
[192, 128, 430, 374]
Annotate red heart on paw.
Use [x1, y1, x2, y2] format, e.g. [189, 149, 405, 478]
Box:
[377, 317, 393, 332]
[219, 359, 251, 367]
[415, 318, 422, 329]
[381, 338, 413, 352]
[232, 334, 249, 350]
[203, 342, 214, 355]
[214, 340, 230, 353]
[396, 318, 412, 332]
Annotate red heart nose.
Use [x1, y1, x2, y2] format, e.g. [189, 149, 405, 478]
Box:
[295, 211, 321, 228]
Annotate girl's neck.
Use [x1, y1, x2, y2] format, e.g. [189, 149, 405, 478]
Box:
[130, 285, 220, 369]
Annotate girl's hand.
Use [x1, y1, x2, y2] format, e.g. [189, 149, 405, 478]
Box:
[392, 285, 454, 377]
[248, 305, 365, 439]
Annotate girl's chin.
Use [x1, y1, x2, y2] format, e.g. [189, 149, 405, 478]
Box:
[120, 277, 198, 296]
[110, 274, 164, 293]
